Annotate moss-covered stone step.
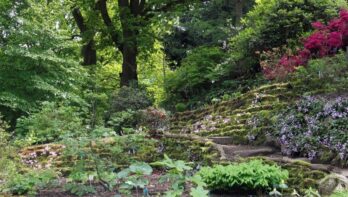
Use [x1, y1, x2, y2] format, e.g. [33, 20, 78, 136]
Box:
[214, 123, 245, 130]
[231, 104, 275, 114]
[203, 128, 248, 137]
[248, 83, 291, 93]
[208, 137, 235, 145]
[222, 145, 277, 160]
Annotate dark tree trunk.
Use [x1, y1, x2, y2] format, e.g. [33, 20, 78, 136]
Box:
[99, 0, 144, 86]
[234, 0, 244, 26]
[72, 7, 96, 66]
[120, 44, 138, 86]
[118, 0, 141, 86]
[82, 40, 97, 66]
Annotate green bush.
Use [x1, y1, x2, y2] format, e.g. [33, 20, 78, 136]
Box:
[164, 46, 227, 104]
[15, 102, 86, 144]
[107, 110, 138, 135]
[198, 160, 288, 194]
[331, 189, 348, 197]
[290, 52, 348, 93]
[1, 169, 57, 196]
[227, 0, 346, 76]
[0, 117, 21, 195]
[108, 85, 153, 114]
[175, 103, 187, 112]
[0, 113, 8, 133]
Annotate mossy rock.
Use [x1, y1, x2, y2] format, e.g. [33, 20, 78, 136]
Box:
[318, 149, 337, 164]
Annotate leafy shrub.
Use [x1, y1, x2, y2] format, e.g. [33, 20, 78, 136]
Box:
[117, 162, 153, 196]
[228, 0, 345, 76]
[107, 110, 138, 135]
[0, 113, 8, 134]
[0, 117, 21, 195]
[1, 169, 57, 196]
[106, 85, 153, 133]
[198, 160, 288, 194]
[138, 107, 168, 135]
[258, 47, 294, 80]
[15, 102, 86, 144]
[175, 103, 187, 112]
[154, 154, 209, 197]
[61, 133, 158, 169]
[331, 189, 348, 197]
[164, 46, 227, 104]
[265, 9, 348, 79]
[292, 52, 348, 91]
[276, 96, 348, 165]
[108, 85, 153, 114]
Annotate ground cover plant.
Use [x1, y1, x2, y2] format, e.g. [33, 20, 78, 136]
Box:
[198, 159, 289, 195]
[276, 96, 348, 166]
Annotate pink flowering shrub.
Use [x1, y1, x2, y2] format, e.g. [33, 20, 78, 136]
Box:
[262, 9, 348, 80]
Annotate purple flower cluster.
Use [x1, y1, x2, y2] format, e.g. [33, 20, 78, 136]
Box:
[277, 96, 348, 164]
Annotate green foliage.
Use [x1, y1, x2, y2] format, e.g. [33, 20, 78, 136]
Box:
[154, 154, 209, 197]
[138, 107, 168, 134]
[64, 164, 98, 197]
[175, 103, 187, 112]
[15, 102, 86, 145]
[198, 160, 289, 193]
[0, 119, 23, 195]
[108, 85, 153, 113]
[330, 189, 348, 197]
[107, 110, 138, 135]
[1, 169, 57, 196]
[304, 187, 321, 197]
[164, 0, 254, 67]
[291, 52, 348, 93]
[106, 85, 154, 132]
[64, 183, 96, 197]
[165, 46, 227, 105]
[0, 113, 9, 134]
[227, 0, 346, 76]
[61, 132, 158, 170]
[0, 0, 86, 121]
[117, 162, 153, 196]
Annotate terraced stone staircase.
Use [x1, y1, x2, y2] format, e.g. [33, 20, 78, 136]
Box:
[166, 82, 348, 177]
[169, 82, 297, 145]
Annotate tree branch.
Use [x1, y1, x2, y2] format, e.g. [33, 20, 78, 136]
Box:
[72, 7, 87, 33]
[98, 0, 123, 51]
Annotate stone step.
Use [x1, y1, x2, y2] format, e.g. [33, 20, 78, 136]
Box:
[209, 137, 235, 145]
[222, 145, 277, 160]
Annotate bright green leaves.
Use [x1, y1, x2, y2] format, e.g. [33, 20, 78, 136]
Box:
[198, 160, 289, 193]
[154, 154, 209, 197]
[153, 154, 192, 173]
[0, 0, 86, 120]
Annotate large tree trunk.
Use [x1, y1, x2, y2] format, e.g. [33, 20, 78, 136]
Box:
[118, 0, 140, 86]
[120, 44, 138, 86]
[72, 7, 96, 66]
[99, 0, 142, 87]
[82, 40, 97, 66]
[234, 0, 244, 26]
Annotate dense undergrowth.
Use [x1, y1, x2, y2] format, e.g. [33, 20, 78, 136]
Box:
[1, 0, 348, 197]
